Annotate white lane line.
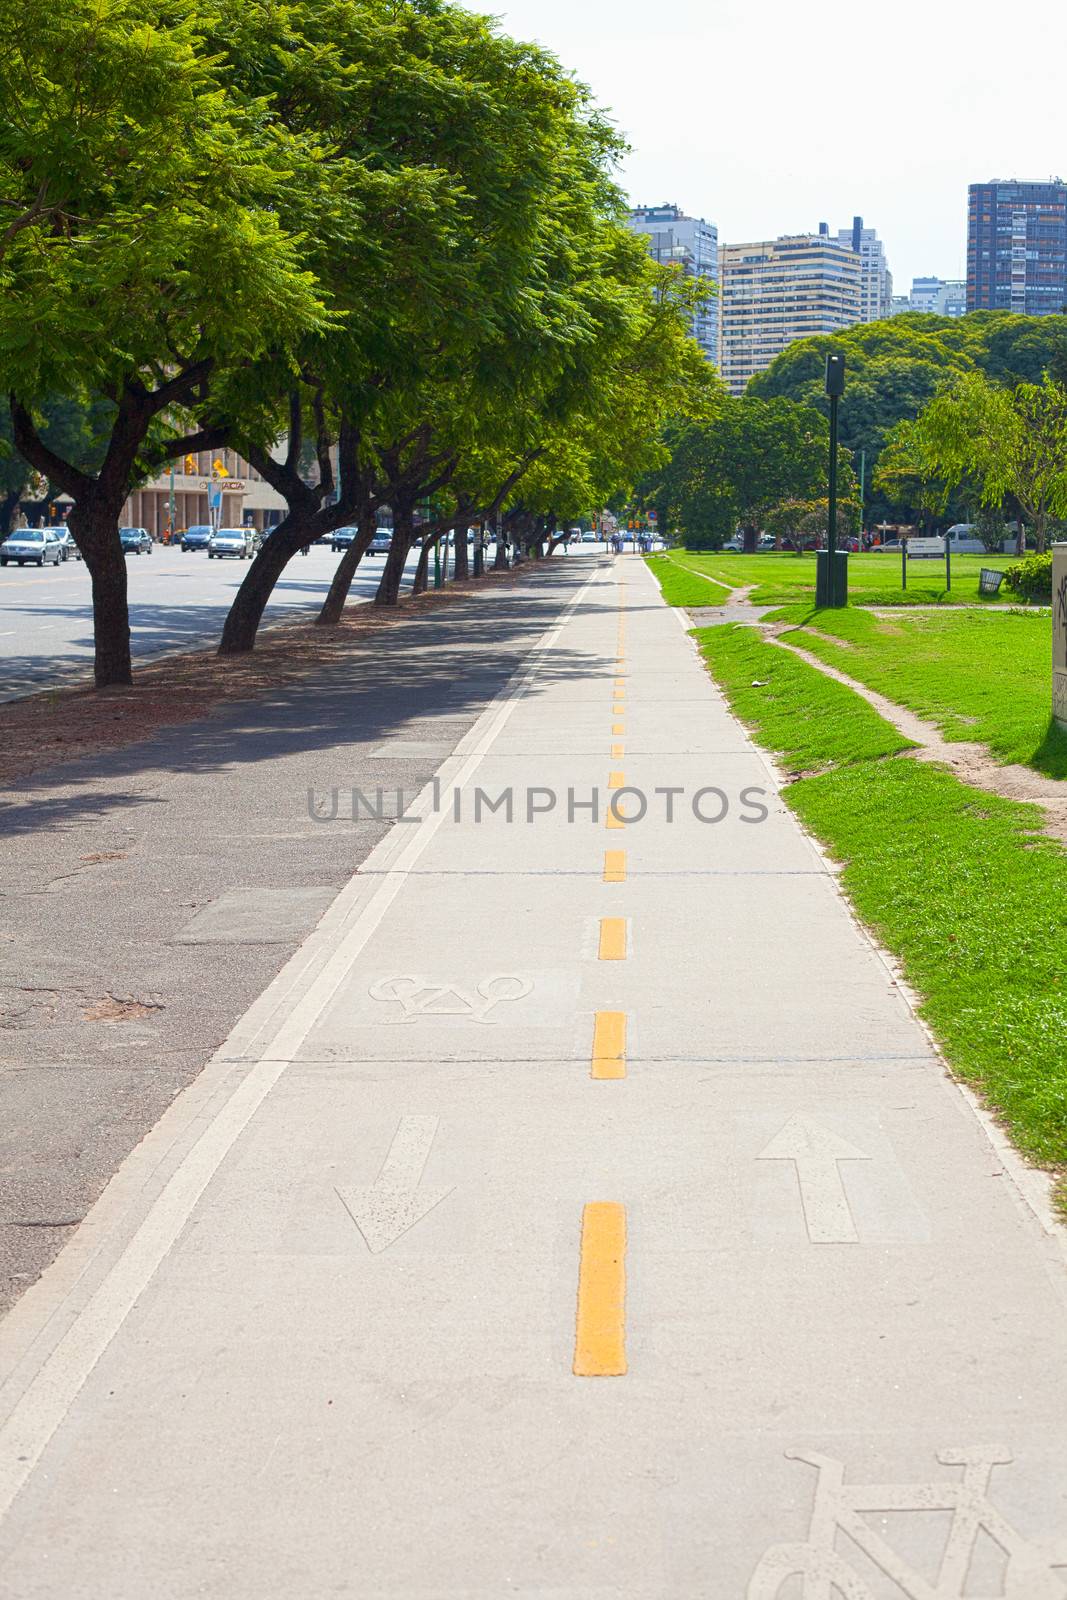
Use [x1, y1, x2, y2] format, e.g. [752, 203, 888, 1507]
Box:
[0, 562, 603, 1523]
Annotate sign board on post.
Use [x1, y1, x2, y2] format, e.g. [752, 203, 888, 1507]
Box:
[1054, 543, 1067, 730]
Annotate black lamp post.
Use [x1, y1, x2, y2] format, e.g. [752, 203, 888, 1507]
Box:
[816, 352, 848, 607]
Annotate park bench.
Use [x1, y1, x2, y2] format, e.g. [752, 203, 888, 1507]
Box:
[979, 567, 1004, 596]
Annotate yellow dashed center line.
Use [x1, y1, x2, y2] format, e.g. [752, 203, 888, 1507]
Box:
[598, 918, 627, 961]
[608, 771, 625, 789]
[573, 1203, 627, 1377]
[603, 850, 626, 883]
[591, 1011, 626, 1078]
[612, 722, 625, 735]
[612, 702, 625, 716]
[611, 742, 624, 758]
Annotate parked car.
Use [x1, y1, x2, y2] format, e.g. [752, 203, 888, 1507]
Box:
[208, 527, 257, 559]
[581, 531, 599, 543]
[330, 526, 360, 553]
[119, 526, 153, 556]
[41, 526, 78, 561]
[182, 524, 214, 552]
[367, 530, 393, 556]
[1, 528, 64, 567]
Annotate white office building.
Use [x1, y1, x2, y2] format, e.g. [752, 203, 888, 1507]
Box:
[835, 217, 893, 322]
[627, 204, 719, 363]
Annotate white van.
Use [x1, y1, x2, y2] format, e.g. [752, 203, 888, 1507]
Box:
[906, 524, 1014, 558]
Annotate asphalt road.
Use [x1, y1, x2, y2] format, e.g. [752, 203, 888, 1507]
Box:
[0, 540, 424, 701]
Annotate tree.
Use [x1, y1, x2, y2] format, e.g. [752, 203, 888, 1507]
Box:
[764, 497, 861, 552]
[748, 311, 1067, 525]
[659, 396, 851, 552]
[0, 0, 329, 684]
[911, 373, 1067, 553]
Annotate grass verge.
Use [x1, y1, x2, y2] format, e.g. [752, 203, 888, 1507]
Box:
[644, 553, 730, 606]
[695, 621, 1067, 1195]
[678, 549, 1015, 607]
[767, 604, 1067, 779]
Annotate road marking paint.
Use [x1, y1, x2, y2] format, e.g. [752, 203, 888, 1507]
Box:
[611, 743, 624, 758]
[603, 850, 626, 883]
[612, 722, 625, 735]
[598, 918, 627, 960]
[591, 1011, 626, 1078]
[612, 702, 625, 715]
[573, 1203, 627, 1377]
[608, 771, 625, 789]
[336, 1116, 453, 1253]
[757, 1116, 870, 1244]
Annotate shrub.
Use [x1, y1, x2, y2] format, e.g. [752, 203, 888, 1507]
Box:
[1003, 552, 1053, 601]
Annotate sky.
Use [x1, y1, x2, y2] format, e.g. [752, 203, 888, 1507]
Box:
[490, 0, 1066, 294]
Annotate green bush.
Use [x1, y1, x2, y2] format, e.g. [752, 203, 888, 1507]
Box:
[1003, 552, 1053, 601]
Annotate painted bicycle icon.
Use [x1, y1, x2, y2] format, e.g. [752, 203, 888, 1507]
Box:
[748, 1448, 1067, 1598]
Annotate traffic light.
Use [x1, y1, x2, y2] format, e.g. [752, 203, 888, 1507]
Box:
[184, 454, 197, 474]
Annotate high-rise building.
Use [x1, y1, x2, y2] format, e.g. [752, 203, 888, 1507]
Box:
[967, 179, 1067, 315]
[626, 204, 719, 363]
[890, 277, 968, 317]
[718, 226, 863, 394]
[835, 217, 892, 322]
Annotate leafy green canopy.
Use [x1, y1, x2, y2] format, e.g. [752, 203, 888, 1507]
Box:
[747, 311, 1067, 520]
[649, 396, 853, 549]
[0, 0, 329, 403]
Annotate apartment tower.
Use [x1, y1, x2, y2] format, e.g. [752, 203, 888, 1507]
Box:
[718, 226, 862, 394]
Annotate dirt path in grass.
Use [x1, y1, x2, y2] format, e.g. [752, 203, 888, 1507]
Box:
[766, 633, 1067, 842]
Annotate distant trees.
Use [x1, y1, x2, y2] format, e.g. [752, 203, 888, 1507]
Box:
[748, 311, 1067, 525]
[895, 372, 1067, 554]
[652, 397, 853, 551]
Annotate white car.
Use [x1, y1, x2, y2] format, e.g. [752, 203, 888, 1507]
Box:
[0, 528, 64, 567]
[208, 527, 257, 559]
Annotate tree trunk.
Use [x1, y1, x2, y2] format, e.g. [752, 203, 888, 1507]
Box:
[375, 517, 414, 605]
[412, 537, 432, 595]
[494, 530, 508, 569]
[742, 523, 758, 554]
[317, 515, 377, 626]
[0, 488, 21, 535]
[452, 524, 469, 580]
[67, 495, 132, 688]
[218, 512, 316, 654]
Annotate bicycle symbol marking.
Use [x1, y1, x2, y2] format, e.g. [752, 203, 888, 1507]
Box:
[748, 1448, 1067, 1598]
[369, 974, 533, 1024]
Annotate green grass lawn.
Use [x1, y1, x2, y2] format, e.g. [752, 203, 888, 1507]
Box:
[674, 548, 1015, 607]
[770, 605, 1067, 779]
[644, 553, 730, 606]
[694, 621, 1067, 1192]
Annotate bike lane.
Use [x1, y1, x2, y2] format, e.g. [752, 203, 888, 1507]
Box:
[0, 555, 1065, 1596]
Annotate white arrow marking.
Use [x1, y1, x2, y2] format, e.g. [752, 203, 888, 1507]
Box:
[337, 1116, 453, 1253]
[757, 1115, 871, 1243]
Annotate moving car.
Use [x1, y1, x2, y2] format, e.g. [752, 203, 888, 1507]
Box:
[182, 524, 214, 552]
[0, 528, 64, 567]
[119, 526, 153, 555]
[330, 526, 360, 553]
[208, 527, 257, 559]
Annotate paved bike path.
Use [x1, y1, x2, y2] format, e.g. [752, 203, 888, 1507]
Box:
[1, 556, 1065, 1596]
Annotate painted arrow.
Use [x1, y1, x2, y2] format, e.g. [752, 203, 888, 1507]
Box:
[337, 1116, 453, 1254]
[757, 1115, 871, 1243]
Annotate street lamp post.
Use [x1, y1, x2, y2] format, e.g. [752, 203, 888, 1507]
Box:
[815, 352, 848, 608]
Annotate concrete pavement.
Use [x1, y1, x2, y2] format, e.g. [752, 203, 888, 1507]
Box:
[1, 554, 1066, 1596]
